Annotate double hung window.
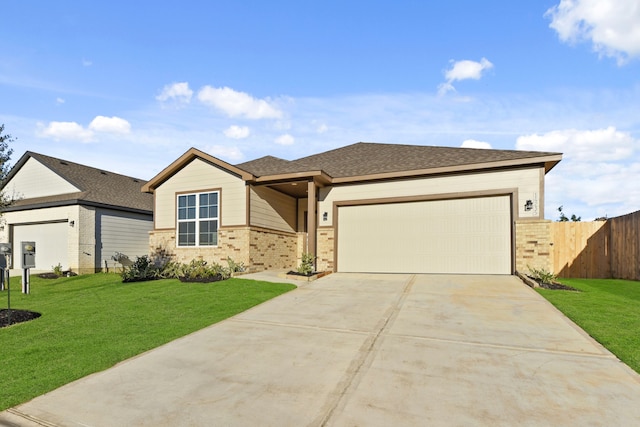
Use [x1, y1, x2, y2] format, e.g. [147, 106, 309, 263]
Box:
[177, 191, 219, 246]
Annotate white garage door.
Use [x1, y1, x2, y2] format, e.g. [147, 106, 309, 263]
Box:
[12, 222, 69, 271]
[337, 196, 512, 274]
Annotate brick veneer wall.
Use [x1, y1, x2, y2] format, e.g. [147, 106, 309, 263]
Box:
[248, 228, 297, 271]
[316, 227, 335, 272]
[515, 219, 553, 274]
[149, 226, 296, 272]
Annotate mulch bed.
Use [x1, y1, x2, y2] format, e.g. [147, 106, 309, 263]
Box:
[528, 277, 579, 291]
[286, 270, 318, 277]
[178, 274, 225, 283]
[0, 309, 42, 328]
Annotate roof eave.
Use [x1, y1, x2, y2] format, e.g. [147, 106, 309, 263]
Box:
[253, 170, 332, 186]
[330, 154, 563, 184]
[142, 148, 255, 193]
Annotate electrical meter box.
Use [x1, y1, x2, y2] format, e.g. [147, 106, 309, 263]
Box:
[21, 241, 36, 269]
[0, 243, 11, 267]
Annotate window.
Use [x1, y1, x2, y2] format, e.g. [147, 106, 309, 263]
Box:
[177, 191, 219, 246]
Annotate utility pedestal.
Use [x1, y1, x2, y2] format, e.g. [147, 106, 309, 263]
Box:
[21, 241, 36, 295]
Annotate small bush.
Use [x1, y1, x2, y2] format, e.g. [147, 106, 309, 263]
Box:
[121, 256, 246, 283]
[121, 255, 163, 283]
[52, 263, 63, 277]
[528, 266, 557, 285]
[297, 253, 315, 276]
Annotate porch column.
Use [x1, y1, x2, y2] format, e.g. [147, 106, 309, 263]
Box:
[307, 180, 317, 268]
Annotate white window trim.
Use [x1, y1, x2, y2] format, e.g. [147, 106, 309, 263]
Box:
[176, 191, 219, 247]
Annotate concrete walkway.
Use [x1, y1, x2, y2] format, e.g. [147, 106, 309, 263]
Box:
[2, 273, 640, 426]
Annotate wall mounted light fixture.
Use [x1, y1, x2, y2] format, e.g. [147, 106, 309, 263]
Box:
[524, 200, 533, 211]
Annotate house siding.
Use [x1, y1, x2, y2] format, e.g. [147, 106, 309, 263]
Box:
[153, 158, 247, 229]
[4, 157, 79, 200]
[318, 167, 543, 226]
[250, 186, 297, 233]
[98, 208, 154, 271]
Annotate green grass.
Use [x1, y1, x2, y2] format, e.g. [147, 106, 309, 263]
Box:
[536, 278, 640, 373]
[0, 273, 295, 410]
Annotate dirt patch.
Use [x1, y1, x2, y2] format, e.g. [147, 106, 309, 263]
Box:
[0, 309, 42, 328]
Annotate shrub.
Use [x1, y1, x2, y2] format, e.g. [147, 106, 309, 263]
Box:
[52, 263, 63, 277]
[528, 266, 557, 285]
[121, 255, 163, 283]
[121, 256, 245, 283]
[297, 253, 315, 276]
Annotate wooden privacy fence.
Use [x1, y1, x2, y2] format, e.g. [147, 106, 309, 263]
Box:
[552, 210, 640, 280]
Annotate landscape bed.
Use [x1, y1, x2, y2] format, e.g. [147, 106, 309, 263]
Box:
[0, 273, 295, 411]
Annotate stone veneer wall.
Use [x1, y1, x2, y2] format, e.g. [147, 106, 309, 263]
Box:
[515, 219, 553, 274]
[149, 226, 296, 272]
[149, 227, 251, 268]
[316, 227, 335, 272]
[248, 228, 297, 271]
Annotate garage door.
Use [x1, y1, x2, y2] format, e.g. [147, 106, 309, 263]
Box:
[12, 222, 69, 271]
[337, 196, 512, 274]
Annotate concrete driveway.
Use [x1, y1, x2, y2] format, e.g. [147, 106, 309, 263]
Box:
[3, 273, 640, 426]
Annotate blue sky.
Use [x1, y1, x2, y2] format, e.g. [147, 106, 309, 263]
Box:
[2, 0, 640, 220]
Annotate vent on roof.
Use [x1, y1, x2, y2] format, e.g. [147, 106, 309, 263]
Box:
[132, 179, 139, 183]
[60, 161, 68, 165]
[100, 171, 107, 175]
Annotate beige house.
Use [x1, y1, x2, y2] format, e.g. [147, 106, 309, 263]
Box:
[0, 152, 153, 274]
[144, 142, 562, 275]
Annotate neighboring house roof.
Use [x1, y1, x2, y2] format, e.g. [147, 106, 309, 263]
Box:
[144, 142, 563, 193]
[2, 151, 153, 214]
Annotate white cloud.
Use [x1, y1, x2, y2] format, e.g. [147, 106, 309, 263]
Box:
[461, 139, 492, 149]
[89, 116, 131, 134]
[205, 144, 244, 162]
[516, 126, 634, 161]
[82, 59, 92, 67]
[37, 116, 131, 142]
[156, 82, 193, 104]
[316, 123, 328, 133]
[56, 98, 65, 105]
[438, 58, 493, 95]
[546, 0, 640, 64]
[37, 121, 94, 142]
[197, 86, 283, 119]
[275, 134, 295, 145]
[223, 125, 250, 139]
[517, 127, 640, 219]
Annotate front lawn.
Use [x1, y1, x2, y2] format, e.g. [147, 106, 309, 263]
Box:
[0, 273, 295, 411]
[536, 278, 640, 373]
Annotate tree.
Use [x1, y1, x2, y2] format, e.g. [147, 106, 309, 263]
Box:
[0, 124, 15, 208]
[557, 205, 581, 222]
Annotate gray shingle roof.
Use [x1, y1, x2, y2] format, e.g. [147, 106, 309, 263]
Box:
[3, 152, 152, 213]
[236, 142, 562, 178]
[236, 155, 293, 177]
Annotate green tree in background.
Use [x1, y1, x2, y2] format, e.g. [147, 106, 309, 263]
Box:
[0, 124, 15, 208]
[557, 205, 581, 222]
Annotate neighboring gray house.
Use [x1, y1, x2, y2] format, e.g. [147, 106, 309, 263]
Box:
[0, 152, 153, 274]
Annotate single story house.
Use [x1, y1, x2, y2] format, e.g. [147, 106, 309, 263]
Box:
[0, 152, 153, 274]
[143, 142, 562, 275]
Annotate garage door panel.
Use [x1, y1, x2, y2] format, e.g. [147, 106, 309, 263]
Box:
[12, 222, 69, 271]
[337, 196, 511, 274]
